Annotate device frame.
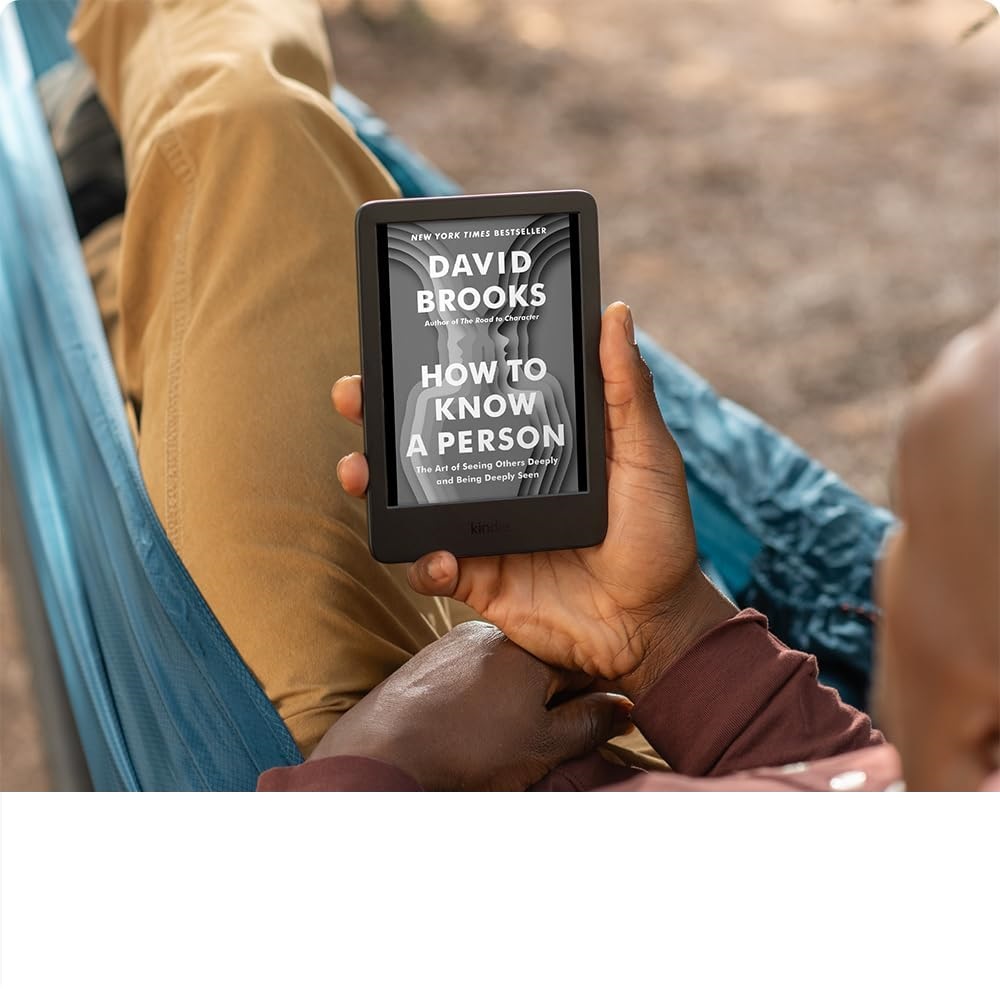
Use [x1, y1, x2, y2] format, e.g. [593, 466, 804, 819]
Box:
[355, 190, 606, 563]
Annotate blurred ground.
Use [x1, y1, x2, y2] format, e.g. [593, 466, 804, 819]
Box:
[2, 0, 996, 790]
[325, 0, 998, 502]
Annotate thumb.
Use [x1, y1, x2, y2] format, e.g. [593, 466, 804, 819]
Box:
[599, 302, 663, 440]
[407, 550, 460, 597]
[545, 692, 635, 765]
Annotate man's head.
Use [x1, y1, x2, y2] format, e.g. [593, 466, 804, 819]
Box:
[874, 307, 1000, 791]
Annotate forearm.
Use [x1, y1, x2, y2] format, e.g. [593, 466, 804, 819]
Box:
[625, 606, 883, 776]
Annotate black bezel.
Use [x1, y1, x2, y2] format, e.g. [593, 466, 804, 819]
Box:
[355, 190, 606, 563]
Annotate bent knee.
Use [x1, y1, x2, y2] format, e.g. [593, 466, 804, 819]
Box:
[133, 52, 335, 176]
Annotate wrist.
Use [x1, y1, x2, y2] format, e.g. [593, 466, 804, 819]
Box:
[312, 718, 439, 789]
[618, 570, 736, 701]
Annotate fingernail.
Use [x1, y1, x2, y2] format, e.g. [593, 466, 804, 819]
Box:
[427, 554, 448, 582]
[612, 696, 635, 734]
[624, 306, 636, 346]
[336, 455, 347, 477]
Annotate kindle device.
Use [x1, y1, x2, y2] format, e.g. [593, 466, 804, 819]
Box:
[355, 190, 606, 563]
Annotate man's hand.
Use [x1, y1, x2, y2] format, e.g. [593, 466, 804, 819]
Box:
[309, 622, 634, 791]
[333, 303, 734, 697]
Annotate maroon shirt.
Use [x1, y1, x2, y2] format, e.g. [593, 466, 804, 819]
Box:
[259, 610, 898, 792]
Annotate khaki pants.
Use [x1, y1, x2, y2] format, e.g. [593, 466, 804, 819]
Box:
[72, 0, 475, 755]
[73, 0, 662, 770]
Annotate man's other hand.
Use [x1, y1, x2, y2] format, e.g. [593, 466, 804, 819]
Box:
[308, 622, 634, 791]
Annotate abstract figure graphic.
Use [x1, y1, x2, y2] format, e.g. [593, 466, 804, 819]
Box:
[387, 215, 579, 505]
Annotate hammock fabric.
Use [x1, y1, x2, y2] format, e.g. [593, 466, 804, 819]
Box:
[0, 0, 892, 790]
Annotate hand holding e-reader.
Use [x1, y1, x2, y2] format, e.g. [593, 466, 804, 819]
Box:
[341, 202, 734, 685]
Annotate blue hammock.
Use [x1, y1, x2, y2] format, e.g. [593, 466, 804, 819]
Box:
[0, 0, 893, 790]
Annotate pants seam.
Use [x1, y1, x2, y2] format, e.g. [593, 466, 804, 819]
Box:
[148, 3, 197, 557]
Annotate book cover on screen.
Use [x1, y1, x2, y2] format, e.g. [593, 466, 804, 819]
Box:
[385, 212, 582, 507]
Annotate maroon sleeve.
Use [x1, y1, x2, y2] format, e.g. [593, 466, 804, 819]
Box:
[600, 744, 901, 791]
[630, 609, 883, 777]
[257, 755, 422, 791]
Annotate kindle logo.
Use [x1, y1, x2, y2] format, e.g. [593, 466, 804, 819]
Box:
[469, 519, 511, 536]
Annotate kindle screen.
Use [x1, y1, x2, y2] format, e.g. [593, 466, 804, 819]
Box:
[377, 213, 587, 507]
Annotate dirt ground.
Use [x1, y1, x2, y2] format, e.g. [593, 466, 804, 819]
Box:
[2, 0, 996, 790]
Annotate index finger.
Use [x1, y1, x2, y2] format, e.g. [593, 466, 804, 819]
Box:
[331, 375, 363, 426]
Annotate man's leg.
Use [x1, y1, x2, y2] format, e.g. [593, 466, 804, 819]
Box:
[72, 0, 472, 755]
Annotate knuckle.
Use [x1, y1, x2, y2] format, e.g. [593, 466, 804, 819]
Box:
[582, 708, 603, 748]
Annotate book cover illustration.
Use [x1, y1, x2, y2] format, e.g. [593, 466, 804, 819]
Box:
[386, 213, 582, 506]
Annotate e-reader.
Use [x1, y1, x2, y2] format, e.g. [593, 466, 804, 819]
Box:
[355, 190, 606, 563]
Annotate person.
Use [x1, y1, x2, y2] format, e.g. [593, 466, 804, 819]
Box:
[63, 0, 996, 791]
[259, 304, 999, 792]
